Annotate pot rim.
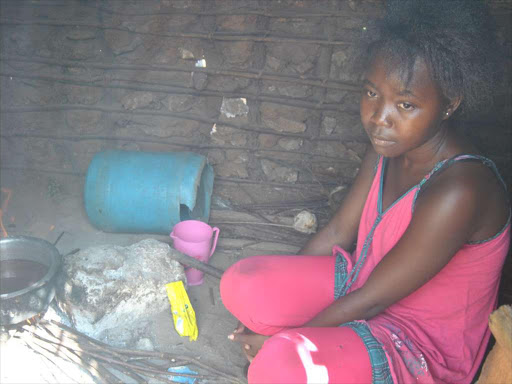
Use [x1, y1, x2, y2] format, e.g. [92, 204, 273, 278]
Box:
[0, 235, 61, 300]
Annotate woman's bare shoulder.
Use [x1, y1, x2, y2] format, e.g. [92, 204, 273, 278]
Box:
[417, 158, 509, 243]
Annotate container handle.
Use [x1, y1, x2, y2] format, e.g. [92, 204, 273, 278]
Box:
[209, 227, 220, 257]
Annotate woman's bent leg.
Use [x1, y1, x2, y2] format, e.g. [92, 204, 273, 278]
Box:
[220, 255, 336, 335]
[248, 326, 372, 384]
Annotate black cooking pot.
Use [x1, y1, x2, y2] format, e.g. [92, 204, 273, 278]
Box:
[0, 236, 61, 325]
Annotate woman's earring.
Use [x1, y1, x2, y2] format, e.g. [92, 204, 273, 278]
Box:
[445, 112, 449, 116]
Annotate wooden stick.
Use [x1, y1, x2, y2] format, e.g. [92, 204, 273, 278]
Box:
[212, 221, 294, 228]
[234, 198, 328, 209]
[182, 356, 244, 383]
[105, 361, 148, 384]
[0, 73, 343, 112]
[0, 165, 344, 190]
[81, 4, 382, 18]
[1, 55, 360, 92]
[168, 249, 224, 279]
[47, 320, 179, 360]
[0, 19, 353, 46]
[0, 1, 383, 18]
[19, 328, 110, 383]
[31, 327, 209, 381]
[0, 131, 359, 163]
[78, 341, 242, 383]
[40, 322, 130, 362]
[133, 370, 182, 384]
[48, 320, 242, 382]
[16, 320, 244, 383]
[74, 352, 126, 384]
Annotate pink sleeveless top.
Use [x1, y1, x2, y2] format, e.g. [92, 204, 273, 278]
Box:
[347, 155, 510, 383]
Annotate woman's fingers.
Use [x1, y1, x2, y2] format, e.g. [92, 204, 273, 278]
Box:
[229, 332, 252, 343]
[228, 322, 251, 340]
[230, 332, 270, 350]
[228, 329, 269, 363]
[243, 346, 255, 362]
[227, 324, 269, 362]
[233, 322, 246, 334]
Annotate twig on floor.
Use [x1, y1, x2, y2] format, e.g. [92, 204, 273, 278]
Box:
[18, 320, 246, 383]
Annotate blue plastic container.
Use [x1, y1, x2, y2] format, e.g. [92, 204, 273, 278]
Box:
[84, 150, 214, 234]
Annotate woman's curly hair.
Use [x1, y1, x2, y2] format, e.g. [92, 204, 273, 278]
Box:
[355, 0, 502, 118]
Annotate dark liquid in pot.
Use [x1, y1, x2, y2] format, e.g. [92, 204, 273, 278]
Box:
[0, 260, 49, 295]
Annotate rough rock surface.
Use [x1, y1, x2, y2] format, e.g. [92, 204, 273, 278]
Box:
[55, 239, 186, 347]
[261, 159, 298, 183]
[293, 210, 318, 234]
[220, 97, 249, 119]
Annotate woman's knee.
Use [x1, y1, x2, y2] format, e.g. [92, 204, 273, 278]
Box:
[248, 327, 373, 384]
[248, 330, 312, 384]
[220, 259, 251, 308]
[220, 257, 267, 321]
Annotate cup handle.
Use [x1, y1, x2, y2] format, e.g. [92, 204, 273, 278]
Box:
[209, 227, 220, 258]
[170, 231, 176, 241]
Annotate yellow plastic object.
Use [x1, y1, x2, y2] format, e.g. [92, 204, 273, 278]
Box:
[166, 281, 198, 341]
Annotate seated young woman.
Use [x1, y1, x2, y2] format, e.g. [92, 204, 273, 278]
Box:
[220, 1, 510, 383]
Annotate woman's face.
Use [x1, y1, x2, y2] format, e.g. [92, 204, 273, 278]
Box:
[360, 55, 447, 158]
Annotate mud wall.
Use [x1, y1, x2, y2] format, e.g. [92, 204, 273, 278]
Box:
[0, 0, 511, 219]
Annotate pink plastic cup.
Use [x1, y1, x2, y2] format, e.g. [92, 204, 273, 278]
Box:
[170, 220, 220, 286]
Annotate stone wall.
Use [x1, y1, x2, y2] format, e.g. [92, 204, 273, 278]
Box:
[0, 0, 511, 223]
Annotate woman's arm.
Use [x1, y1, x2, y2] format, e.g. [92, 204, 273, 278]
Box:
[298, 147, 379, 255]
[304, 164, 493, 327]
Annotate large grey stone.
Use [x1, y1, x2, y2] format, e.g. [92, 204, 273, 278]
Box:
[11, 80, 65, 105]
[265, 55, 281, 71]
[265, 43, 320, 75]
[220, 97, 249, 119]
[264, 117, 306, 133]
[330, 47, 359, 82]
[207, 149, 225, 165]
[226, 150, 249, 163]
[217, 15, 259, 32]
[210, 125, 248, 147]
[322, 116, 338, 135]
[60, 84, 103, 105]
[262, 81, 311, 98]
[140, 119, 200, 138]
[313, 140, 347, 156]
[207, 75, 251, 92]
[115, 116, 200, 138]
[121, 92, 157, 110]
[55, 239, 186, 347]
[219, 41, 253, 66]
[215, 162, 249, 178]
[104, 29, 142, 55]
[192, 72, 208, 90]
[269, 18, 321, 36]
[66, 110, 103, 134]
[258, 134, 279, 148]
[166, 94, 198, 112]
[278, 138, 303, 151]
[60, 40, 99, 61]
[261, 159, 298, 183]
[261, 103, 308, 133]
[66, 27, 97, 41]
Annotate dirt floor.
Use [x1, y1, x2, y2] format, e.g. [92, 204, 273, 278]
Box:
[0, 168, 301, 383]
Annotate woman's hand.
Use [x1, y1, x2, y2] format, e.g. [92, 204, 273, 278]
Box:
[228, 323, 270, 362]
